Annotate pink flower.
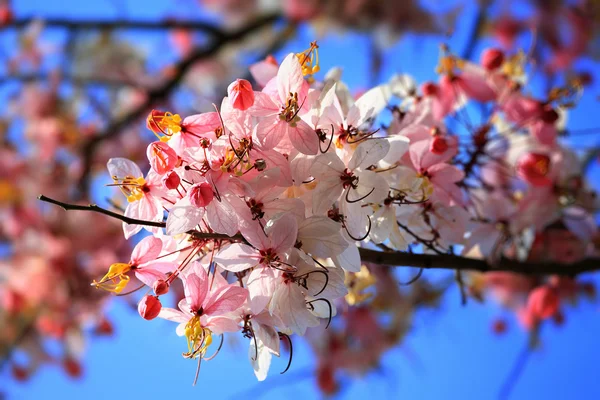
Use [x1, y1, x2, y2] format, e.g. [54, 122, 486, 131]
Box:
[107, 158, 168, 239]
[159, 262, 247, 358]
[249, 53, 318, 155]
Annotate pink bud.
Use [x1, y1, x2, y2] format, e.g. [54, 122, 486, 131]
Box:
[265, 55, 278, 66]
[147, 141, 178, 175]
[189, 182, 214, 208]
[481, 48, 504, 71]
[516, 153, 552, 187]
[228, 79, 255, 111]
[527, 286, 559, 320]
[153, 279, 169, 296]
[138, 295, 162, 320]
[429, 136, 448, 154]
[162, 170, 181, 190]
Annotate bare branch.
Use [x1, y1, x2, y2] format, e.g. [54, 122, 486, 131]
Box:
[38, 194, 165, 227]
[2, 17, 226, 36]
[358, 248, 600, 276]
[75, 13, 281, 195]
[38, 194, 247, 243]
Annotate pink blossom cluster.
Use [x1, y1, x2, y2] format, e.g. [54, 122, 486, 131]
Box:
[0, 142, 130, 380]
[98, 43, 599, 382]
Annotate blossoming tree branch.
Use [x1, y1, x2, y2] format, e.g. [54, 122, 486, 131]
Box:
[38, 40, 600, 384]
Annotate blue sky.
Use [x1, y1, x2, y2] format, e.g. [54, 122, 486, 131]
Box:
[2, 1, 600, 399]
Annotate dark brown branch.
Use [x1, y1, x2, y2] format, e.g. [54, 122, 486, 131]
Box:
[0, 72, 141, 87]
[358, 248, 600, 276]
[38, 194, 247, 243]
[38, 194, 165, 227]
[39, 194, 600, 277]
[75, 13, 280, 196]
[2, 18, 226, 36]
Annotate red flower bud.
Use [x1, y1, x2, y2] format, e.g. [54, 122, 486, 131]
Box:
[421, 82, 438, 97]
[153, 279, 169, 296]
[63, 357, 83, 378]
[228, 79, 255, 111]
[94, 318, 114, 336]
[12, 365, 29, 381]
[540, 107, 559, 124]
[189, 182, 214, 208]
[138, 295, 162, 320]
[516, 153, 552, 187]
[491, 318, 507, 335]
[429, 136, 448, 154]
[147, 141, 178, 175]
[0, 6, 13, 26]
[527, 286, 560, 320]
[162, 170, 181, 190]
[481, 48, 504, 71]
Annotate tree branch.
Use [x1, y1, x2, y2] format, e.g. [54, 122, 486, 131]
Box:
[358, 248, 600, 276]
[38, 194, 165, 228]
[0, 71, 141, 88]
[75, 13, 281, 196]
[2, 17, 227, 36]
[39, 194, 600, 277]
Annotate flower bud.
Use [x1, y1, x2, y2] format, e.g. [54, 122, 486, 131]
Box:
[421, 82, 438, 97]
[162, 170, 181, 190]
[147, 141, 178, 175]
[94, 318, 114, 336]
[491, 318, 507, 335]
[527, 286, 559, 320]
[429, 136, 448, 154]
[481, 48, 504, 71]
[153, 279, 169, 296]
[265, 55, 278, 66]
[189, 182, 214, 208]
[138, 295, 162, 320]
[63, 357, 83, 378]
[540, 106, 559, 124]
[516, 153, 552, 187]
[228, 79, 255, 111]
[12, 365, 29, 381]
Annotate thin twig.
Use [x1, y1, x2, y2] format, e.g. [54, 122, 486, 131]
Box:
[38, 194, 165, 227]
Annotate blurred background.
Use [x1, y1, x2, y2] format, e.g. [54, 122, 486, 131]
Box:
[1, 0, 600, 399]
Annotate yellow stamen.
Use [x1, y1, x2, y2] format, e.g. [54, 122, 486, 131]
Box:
[91, 263, 131, 293]
[184, 315, 213, 358]
[295, 41, 320, 78]
[148, 111, 182, 142]
[111, 176, 147, 203]
[345, 265, 377, 306]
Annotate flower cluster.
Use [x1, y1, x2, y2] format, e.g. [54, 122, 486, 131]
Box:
[96, 42, 599, 383]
